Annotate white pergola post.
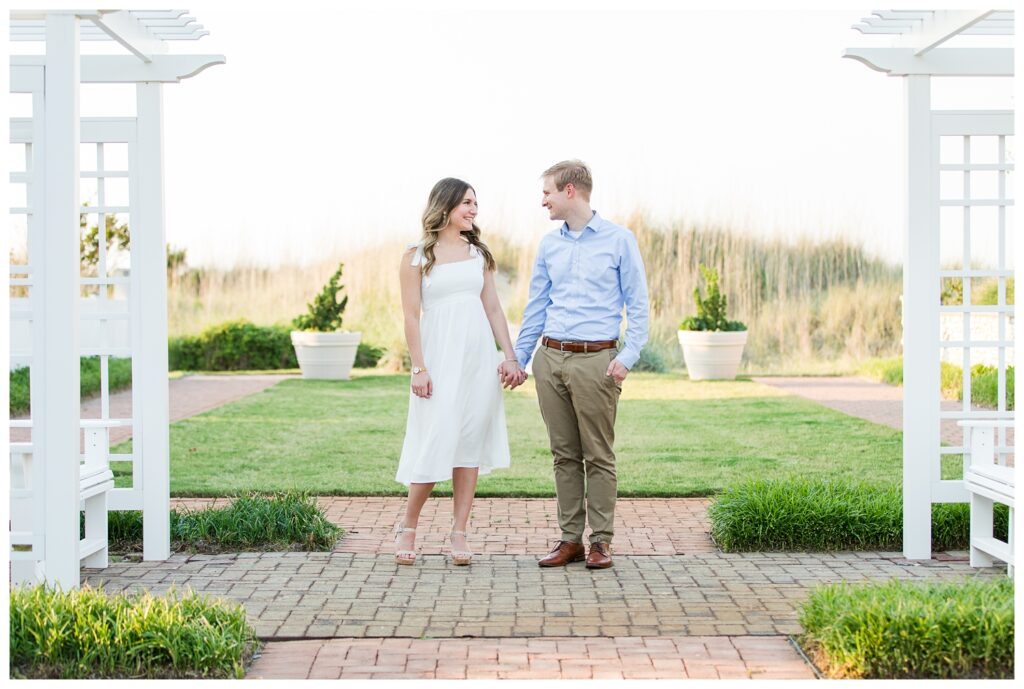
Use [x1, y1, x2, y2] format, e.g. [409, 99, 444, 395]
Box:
[41, 12, 82, 588]
[9, 9, 224, 588]
[902, 75, 939, 560]
[846, 9, 1014, 562]
[136, 82, 171, 561]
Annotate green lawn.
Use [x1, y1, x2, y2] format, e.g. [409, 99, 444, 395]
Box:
[113, 372, 902, 497]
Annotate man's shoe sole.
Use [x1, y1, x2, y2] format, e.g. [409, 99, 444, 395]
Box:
[538, 554, 586, 567]
[585, 560, 613, 569]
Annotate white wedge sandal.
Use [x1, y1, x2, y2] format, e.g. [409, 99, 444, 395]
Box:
[394, 524, 417, 565]
[449, 529, 473, 566]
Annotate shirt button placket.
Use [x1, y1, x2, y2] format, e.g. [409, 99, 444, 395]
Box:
[573, 243, 581, 311]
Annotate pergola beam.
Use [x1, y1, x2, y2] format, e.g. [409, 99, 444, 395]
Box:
[898, 10, 995, 55]
[842, 47, 1013, 76]
[853, 10, 1013, 36]
[86, 10, 168, 63]
[11, 55, 226, 83]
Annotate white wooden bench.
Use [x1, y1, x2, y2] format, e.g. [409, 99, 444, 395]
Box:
[9, 421, 116, 584]
[958, 419, 1014, 576]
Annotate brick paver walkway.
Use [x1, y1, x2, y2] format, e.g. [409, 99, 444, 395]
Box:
[66, 374, 1008, 678]
[86, 545, 992, 679]
[171, 497, 715, 556]
[86, 549, 986, 640]
[246, 636, 814, 679]
[110, 493, 988, 680]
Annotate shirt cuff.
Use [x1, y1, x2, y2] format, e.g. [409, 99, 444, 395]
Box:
[514, 349, 532, 368]
[615, 350, 639, 370]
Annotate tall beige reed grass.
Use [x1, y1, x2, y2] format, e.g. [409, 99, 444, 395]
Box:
[167, 215, 904, 373]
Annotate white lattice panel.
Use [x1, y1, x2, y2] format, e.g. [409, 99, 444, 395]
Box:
[932, 112, 1015, 490]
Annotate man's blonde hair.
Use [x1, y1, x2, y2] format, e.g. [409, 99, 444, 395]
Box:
[542, 159, 593, 201]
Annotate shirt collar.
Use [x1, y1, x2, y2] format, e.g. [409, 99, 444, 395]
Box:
[560, 210, 603, 237]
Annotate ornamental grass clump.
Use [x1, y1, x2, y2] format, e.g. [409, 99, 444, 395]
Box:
[679, 264, 746, 332]
[709, 479, 901, 551]
[97, 492, 342, 553]
[174, 492, 342, 551]
[709, 479, 1008, 552]
[798, 578, 1014, 679]
[9, 584, 257, 679]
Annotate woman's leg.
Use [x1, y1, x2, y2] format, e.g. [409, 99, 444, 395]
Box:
[450, 468, 480, 554]
[398, 482, 435, 552]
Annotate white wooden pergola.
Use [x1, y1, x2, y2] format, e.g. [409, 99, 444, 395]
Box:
[8, 10, 224, 589]
[844, 10, 1014, 560]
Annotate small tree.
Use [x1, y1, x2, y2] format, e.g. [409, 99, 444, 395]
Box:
[679, 264, 746, 332]
[292, 263, 349, 332]
[80, 209, 130, 274]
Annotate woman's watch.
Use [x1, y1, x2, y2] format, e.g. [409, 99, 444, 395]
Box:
[412, 366, 427, 375]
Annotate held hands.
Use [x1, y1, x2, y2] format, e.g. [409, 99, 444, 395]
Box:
[607, 358, 629, 385]
[411, 371, 433, 398]
[498, 359, 527, 389]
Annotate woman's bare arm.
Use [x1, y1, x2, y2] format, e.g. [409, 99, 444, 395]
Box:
[400, 249, 431, 397]
[481, 268, 516, 360]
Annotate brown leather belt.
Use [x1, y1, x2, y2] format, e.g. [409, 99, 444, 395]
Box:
[542, 336, 618, 353]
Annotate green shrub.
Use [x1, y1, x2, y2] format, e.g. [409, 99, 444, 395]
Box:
[858, 356, 903, 385]
[10, 366, 30, 414]
[971, 364, 1015, 410]
[799, 578, 1014, 679]
[92, 492, 342, 553]
[292, 262, 348, 332]
[631, 342, 670, 373]
[9, 357, 132, 416]
[709, 479, 1008, 552]
[9, 584, 257, 679]
[166, 334, 206, 371]
[940, 361, 962, 400]
[168, 319, 384, 371]
[354, 342, 385, 369]
[168, 320, 297, 371]
[941, 276, 1014, 306]
[679, 264, 746, 332]
[974, 277, 1014, 306]
[859, 358, 1015, 410]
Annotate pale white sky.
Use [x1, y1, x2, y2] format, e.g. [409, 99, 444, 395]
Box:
[6, 2, 1017, 268]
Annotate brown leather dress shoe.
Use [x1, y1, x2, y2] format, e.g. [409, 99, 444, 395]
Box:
[538, 540, 586, 567]
[586, 542, 613, 569]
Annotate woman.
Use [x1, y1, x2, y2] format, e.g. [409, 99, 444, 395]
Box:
[394, 177, 522, 566]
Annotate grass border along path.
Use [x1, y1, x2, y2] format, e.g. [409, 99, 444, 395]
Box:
[798, 578, 1014, 679]
[10, 585, 258, 679]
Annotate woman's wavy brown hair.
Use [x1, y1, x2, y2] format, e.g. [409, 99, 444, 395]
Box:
[420, 177, 497, 275]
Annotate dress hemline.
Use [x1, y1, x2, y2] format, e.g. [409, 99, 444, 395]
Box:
[395, 463, 509, 487]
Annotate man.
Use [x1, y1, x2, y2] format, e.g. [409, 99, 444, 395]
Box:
[507, 159, 649, 569]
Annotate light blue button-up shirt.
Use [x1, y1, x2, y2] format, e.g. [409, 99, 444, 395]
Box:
[514, 211, 649, 369]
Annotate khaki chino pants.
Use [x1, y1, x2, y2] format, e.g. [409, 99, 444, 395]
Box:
[532, 345, 621, 545]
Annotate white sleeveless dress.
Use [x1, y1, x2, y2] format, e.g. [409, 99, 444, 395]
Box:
[395, 243, 511, 485]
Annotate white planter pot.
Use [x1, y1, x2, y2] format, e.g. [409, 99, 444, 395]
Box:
[677, 330, 748, 380]
[290, 331, 362, 380]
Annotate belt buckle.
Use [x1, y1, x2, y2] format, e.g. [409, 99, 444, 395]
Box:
[559, 340, 568, 352]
